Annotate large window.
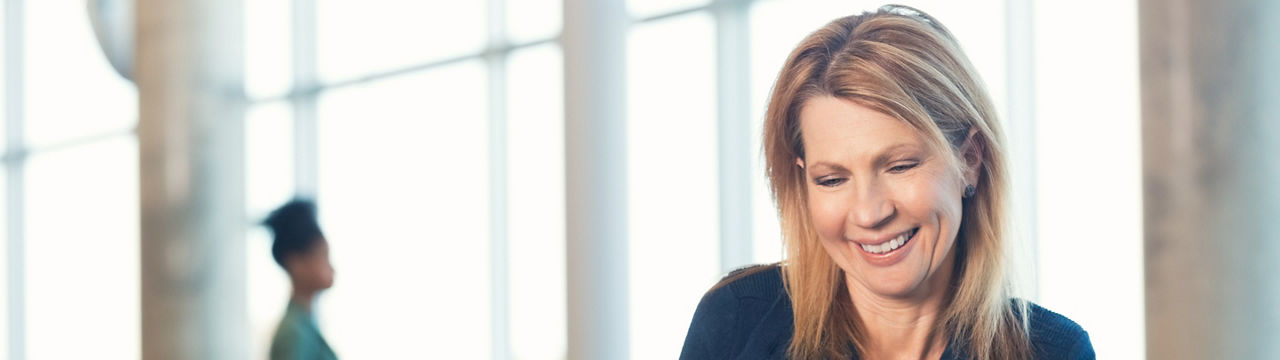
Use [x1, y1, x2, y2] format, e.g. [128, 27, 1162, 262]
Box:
[626, 11, 720, 360]
[24, 138, 139, 359]
[504, 43, 566, 360]
[1, 0, 141, 358]
[244, 1, 565, 359]
[1031, 1, 1143, 358]
[316, 60, 493, 359]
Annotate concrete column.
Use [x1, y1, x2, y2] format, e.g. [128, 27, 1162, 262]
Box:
[136, 0, 247, 358]
[1141, 0, 1280, 358]
[563, 0, 630, 359]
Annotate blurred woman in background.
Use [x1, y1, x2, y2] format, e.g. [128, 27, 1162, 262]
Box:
[681, 5, 1093, 359]
[264, 199, 338, 360]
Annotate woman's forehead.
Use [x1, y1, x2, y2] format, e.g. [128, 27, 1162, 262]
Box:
[798, 96, 926, 157]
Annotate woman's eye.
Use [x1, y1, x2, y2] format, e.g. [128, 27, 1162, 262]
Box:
[816, 177, 846, 187]
[888, 162, 919, 173]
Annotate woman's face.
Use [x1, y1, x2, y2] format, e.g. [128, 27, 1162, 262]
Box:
[798, 96, 975, 300]
[288, 238, 335, 292]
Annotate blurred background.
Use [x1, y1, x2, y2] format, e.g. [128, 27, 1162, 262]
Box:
[0, 0, 1276, 359]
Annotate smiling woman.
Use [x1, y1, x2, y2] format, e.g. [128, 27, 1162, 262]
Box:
[799, 97, 970, 304]
[680, 5, 1094, 360]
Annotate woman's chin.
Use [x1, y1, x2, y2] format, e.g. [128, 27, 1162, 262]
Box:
[861, 273, 925, 298]
[845, 258, 933, 299]
[829, 241, 941, 299]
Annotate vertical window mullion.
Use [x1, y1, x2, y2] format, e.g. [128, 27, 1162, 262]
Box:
[486, 0, 511, 359]
[292, 0, 318, 198]
[1004, 0, 1039, 300]
[711, 0, 753, 275]
[4, 0, 25, 358]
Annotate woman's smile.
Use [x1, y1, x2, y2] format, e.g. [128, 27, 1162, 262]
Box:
[854, 227, 918, 254]
[850, 227, 920, 267]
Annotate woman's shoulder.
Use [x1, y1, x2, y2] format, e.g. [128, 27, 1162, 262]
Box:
[680, 263, 792, 360]
[1020, 301, 1095, 359]
[689, 263, 788, 326]
[704, 263, 786, 301]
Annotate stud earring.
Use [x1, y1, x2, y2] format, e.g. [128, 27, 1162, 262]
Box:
[963, 184, 976, 198]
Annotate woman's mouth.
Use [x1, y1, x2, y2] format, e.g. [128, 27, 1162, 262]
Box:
[858, 227, 918, 255]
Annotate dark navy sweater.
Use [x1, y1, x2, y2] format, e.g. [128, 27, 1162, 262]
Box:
[679, 265, 1095, 359]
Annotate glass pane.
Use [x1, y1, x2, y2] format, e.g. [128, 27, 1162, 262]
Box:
[316, 0, 486, 83]
[626, 12, 719, 360]
[507, 0, 560, 43]
[316, 61, 490, 358]
[24, 0, 136, 147]
[245, 0, 294, 100]
[628, 0, 711, 19]
[1034, 1, 1142, 358]
[25, 136, 139, 359]
[506, 44, 565, 360]
[751, 166, 784, 263]
[244, 101, 296, 359]
[245, 101, 297, 217]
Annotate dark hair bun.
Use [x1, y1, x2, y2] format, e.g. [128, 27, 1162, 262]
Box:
[263, 198, 325, 267]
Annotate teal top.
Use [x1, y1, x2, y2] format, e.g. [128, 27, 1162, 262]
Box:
[270, 300, 338, 360]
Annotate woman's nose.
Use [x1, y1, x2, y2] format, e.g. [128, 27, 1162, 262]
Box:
[848, 184, 894, 229]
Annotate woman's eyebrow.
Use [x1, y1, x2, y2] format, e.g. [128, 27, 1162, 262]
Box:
[872, 143, 920, 166]
[805, 143, 920, 172]
[806, 161, 848, 173]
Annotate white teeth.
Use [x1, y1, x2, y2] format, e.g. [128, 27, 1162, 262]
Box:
[859, 230, 913, 254]
[860, 243, 875, 253]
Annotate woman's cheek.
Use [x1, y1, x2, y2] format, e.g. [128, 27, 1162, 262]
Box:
[809, 191, 848, 241]
[900, 169, 958, 219]
[929, 173, 964, 219]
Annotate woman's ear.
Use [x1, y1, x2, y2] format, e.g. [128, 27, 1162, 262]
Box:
[959, 129, 984, 186]
[795, 157, 805, 169]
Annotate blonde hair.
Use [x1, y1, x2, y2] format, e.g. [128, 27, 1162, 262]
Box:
[762, 5, 1031, 359]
